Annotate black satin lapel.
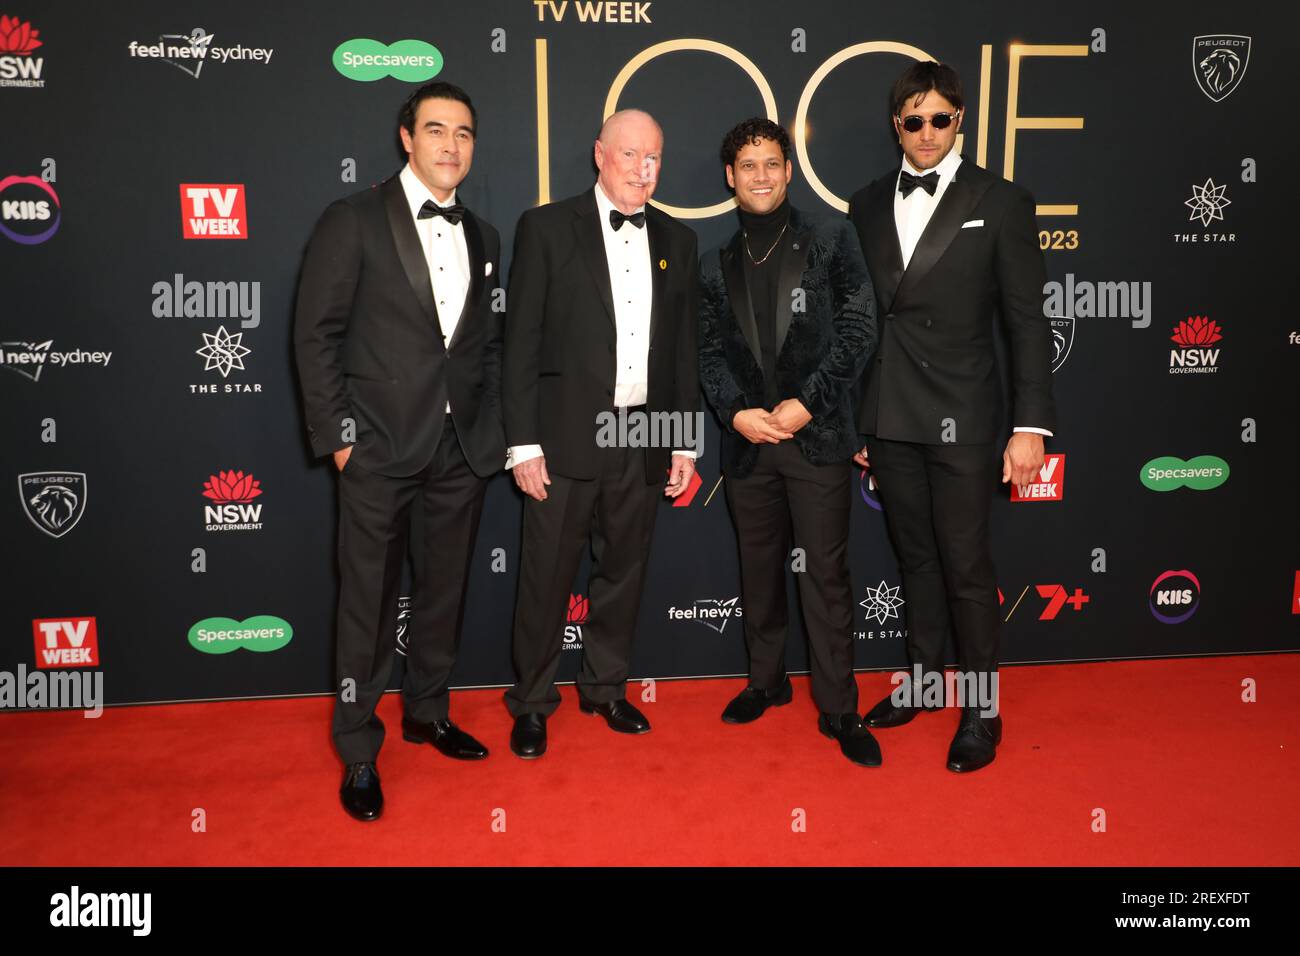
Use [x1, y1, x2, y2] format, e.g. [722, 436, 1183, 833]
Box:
[575, 193, 616, 326]
[868, 182, 905, 313]
[447, 211, 486, 350]
[775, 225, 813, 356]
[892, 172, 992, 309]
[646, 213, 669, 347]
[383, 177, 443, 342]
[721, 234, 760, 364]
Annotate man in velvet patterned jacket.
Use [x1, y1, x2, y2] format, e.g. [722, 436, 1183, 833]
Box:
[698, 118, 881, 767]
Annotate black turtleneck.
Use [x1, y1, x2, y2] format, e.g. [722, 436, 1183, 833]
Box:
[738, 197, 791, 406]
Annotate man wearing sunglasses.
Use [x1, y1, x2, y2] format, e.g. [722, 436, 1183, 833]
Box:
[847, 61, 1056, 772]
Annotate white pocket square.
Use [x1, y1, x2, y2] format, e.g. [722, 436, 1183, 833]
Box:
[485, 261, 493, 276]
[961, 219, 984, 229]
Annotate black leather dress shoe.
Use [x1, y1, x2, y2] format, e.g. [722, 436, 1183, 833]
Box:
[402, 716, 489, 760]
[510, 713, 547, 759]
[946, 708, 1003, 773]
[578, 696, 651, 734]
[863, 688, 943, 728]
[818, 713, 883, 767]
[721, 677, 793, 723]
[340, 762, 383, 821]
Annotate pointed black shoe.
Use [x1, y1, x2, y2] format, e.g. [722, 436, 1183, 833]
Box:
[721, 677, 794, 723]
[863, 687, 944, 729]
[818, 713, 883, 767]
[946, 708, 1003, 773]
[340, 762, 383, 821]
[402, 716, 489, 760]
[510, 713, 547, 759]
[578, 696, 651, 734]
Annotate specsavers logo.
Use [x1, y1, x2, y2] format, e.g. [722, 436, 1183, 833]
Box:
[1140, 455, 1229, 492]
[332, 38, 442, 82]
[188, 615, 292, 654]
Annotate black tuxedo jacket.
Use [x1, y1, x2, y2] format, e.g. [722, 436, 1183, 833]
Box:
[848, 155, 1055, 445]
[503, 188, 700, 483]
[699, 207, 877, 478]
[294, 174, 505, 479]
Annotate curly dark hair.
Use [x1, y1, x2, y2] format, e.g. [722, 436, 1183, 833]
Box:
[719, 118, 790, 168]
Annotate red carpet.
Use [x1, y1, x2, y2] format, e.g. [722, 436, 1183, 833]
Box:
[3, 655, 1297, 866]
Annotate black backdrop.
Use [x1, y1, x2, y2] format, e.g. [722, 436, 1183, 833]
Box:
[3, 0, 1295, 707]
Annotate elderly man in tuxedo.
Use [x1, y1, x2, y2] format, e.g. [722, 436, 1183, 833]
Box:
[502, 109, 700, 758]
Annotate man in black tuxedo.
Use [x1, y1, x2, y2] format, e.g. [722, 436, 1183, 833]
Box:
[698, 119, 881, 766]
[502, 109, 700, 758]
[294, 82, 505, 820]
[848, 61, 1056, 772]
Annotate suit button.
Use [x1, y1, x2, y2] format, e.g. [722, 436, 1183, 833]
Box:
[921, 361, 929, 369]
[925, 319, 932, 327]
[885, 313, 895, 321]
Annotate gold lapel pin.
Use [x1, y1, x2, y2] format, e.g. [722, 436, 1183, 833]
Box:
[659, 258, 667, 270]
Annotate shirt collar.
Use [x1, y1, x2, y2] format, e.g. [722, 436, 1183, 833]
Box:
[899, 147, 963, 190]
[399, 163, 457, 221]
[594, 181, 645, 227]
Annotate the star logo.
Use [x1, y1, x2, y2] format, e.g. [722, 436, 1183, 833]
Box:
[196, 325, 250, 378]
[859, 580, 905, 626]
[1184, 178, 1232, 228]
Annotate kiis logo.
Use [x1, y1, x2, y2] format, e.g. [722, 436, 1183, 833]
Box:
[858, 467, 883, 511]
[202, 470, 263, 531]
[1150, 570, 1200, 625]
[187, 615, 292, 654]
[1140, 455, 1229, 492]
[332, 38, 443, 82]
[1169, 316, 1222, 375]
[0, 14, 45, 88]
[0, 175, 59, 244]
[1010, 453, 1065, 502]
[562, 593, 587, 650]
[180, 184, 247, 239]
[32, 617, 98, 668]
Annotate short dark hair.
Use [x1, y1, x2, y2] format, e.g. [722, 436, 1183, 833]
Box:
[719, 118, 790, 168]
[399, 81, 478, 136]
[889, 61, 964, 119]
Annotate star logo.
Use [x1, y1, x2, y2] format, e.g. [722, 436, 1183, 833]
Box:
[859, 580, 905, 626]
[1184, 178, 1232, 228]
[196, 325, 251, 378]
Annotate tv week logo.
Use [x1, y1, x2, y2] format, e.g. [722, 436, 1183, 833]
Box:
[180, 184, 247, 239]
[32, 617, 99, 668]
[1010, 453, 1065, 502]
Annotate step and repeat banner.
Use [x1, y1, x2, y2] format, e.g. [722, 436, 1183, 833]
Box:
[2, 1, 1296, 707]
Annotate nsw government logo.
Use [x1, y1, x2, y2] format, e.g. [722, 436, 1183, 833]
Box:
[1193, 35, 1250, 102]
[562, 593, 588, 651]
[0, 14, 44, 88]
[1150, 570, 1200, 625]
[18, 471, 86, 538]
[1169, 316, 1222, 375]
[202, 470, 263, 531]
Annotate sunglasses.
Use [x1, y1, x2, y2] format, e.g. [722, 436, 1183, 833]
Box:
[898, 111, 960, 133]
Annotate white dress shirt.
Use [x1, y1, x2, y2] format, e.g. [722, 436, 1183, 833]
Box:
[893, 149, 1052, 438]
[399, 163, 470, 414]
[507, 182, 694, 468]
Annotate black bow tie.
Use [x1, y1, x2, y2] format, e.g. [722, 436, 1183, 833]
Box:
[898, 170, 940, 198]
[418, 199, 466, 225]
[609, 209, 645, 231]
